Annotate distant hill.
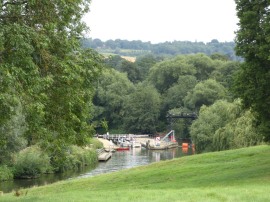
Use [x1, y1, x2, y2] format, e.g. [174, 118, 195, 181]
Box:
[81, 38, 242, 61]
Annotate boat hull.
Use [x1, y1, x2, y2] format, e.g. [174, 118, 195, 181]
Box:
[116, 147, 130, 151]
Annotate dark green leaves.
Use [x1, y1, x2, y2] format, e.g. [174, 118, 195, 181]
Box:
[234, 0, 270, 141]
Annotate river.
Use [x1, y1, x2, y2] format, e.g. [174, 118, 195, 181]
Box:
[0, 146, 193, 193]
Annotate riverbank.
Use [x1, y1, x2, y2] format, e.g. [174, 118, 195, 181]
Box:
[1, 145, 270, 201]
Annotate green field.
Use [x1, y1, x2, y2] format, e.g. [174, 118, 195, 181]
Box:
[1, 145, 270, 202]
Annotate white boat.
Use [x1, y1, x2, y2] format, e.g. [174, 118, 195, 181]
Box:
[131, 141, 141, 148]
[117, 137, 131, 147]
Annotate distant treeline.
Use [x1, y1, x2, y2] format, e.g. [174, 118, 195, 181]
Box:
[81, 38, 241, 61]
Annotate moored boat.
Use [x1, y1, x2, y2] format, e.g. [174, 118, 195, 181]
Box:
[131, 141, 141, 148]
[116, 147, 130, 151]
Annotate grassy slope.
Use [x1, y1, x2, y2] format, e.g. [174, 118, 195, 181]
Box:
[1, 145, 270, 202]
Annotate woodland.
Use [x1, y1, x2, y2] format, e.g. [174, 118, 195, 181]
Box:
[82, 38, 241, 61]
[0, 0, 269, 181]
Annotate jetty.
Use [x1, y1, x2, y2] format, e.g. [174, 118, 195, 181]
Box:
[97, 148, 112, 161]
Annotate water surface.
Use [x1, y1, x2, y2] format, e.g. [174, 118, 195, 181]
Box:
[0, 147, 193, 193]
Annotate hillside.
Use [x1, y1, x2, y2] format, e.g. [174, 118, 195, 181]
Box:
[1, 145, 270, 201]
[81, 38, 241, 61]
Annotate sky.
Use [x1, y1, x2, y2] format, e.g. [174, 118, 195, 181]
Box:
[83, 0, 239, 44]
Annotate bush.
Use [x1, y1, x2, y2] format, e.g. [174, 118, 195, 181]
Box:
[0, 165, 13, 181]
[13, 146, 51, 178]
[53, 145, 98, 173]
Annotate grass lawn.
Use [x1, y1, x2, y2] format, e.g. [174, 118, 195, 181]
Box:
[1, 145, 270, 201]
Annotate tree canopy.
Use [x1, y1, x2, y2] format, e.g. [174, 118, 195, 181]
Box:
[82, 38, 240, 60]
[0, 0, 103, 165]
[190, 100, 262, 153]
[234, 0, 270, 141]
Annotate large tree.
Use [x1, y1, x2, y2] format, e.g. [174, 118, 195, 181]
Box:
[184, 79, 227, 111]
[0, 0, 102, 164]
[123, 84, 161, 134]
[190, 100, 262, 153]
[93, 69, 135, 131]
[234, 0, 270, 141]
[148, 55, 196, 93]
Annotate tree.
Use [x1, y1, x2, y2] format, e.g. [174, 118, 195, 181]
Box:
[190, 100, 235, 153]
[185, 54, 219, 81]
[119, 60, 141, 83]
[211, 61, 240, 89]
[104, 55, 123, 71]
[0, 0, 102, 165]
[184, 79, 227, 111]
[93, 69, 135, 131]
[0, 95, 27, 164]
[123, 84, 161, 134]
[234, 0, 270, 141]
[135, 54, 163, 80]
[163, 75, 198, 110]
[148, 55, 196, 93]
[190, 100, 262, 153]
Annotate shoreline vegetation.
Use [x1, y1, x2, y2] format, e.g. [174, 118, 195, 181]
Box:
[0, 138, 103, 182]
[1, 145, 269, 201]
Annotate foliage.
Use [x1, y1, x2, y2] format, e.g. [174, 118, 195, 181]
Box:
[148, 55, 196, 93]
[119, 60, 141, 83]
[88, 138, 103, 149]
[184, 79, 227, 111]
[210, 52, 230, 61]
[82, 38, 240, 60]
[94, 53, 239, 134]
[190, 100, 262, 153]
[0, 165, 13, 181]
[0, 96, 27, 164]
[211, 61, 240, 89]
[135, 54, 164, 80]
[213, 110, 263, 150]
[104, 54, 162, 83]
[185, 53, 219, 81]
[13, 146, 51, 178]
[52, 145, 97, 173]
[163, 75, 197, 110]
[104, 55, 123, 70]
[104, 55, 141, 83]
[234, 0, 270, 141]
[123, 84, 161, 133]
[190, 100, 234, 152]
[0, 0, 102, 165]
[93, 68, 135, 130]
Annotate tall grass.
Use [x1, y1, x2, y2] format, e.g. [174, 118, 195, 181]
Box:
[53, 145, 98, 173]
[1, 145, 270, 201]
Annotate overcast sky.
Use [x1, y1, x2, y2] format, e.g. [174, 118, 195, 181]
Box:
[83, 0, 239, 44]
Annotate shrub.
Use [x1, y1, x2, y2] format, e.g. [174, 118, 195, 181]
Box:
[13, 146, 51, 178]
[0, 165, 13, 181]
[53, 145, 98, 173]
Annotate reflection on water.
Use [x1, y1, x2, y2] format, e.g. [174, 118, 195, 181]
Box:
[0, 147, 193, 193]
[0, 166, 96, 193]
